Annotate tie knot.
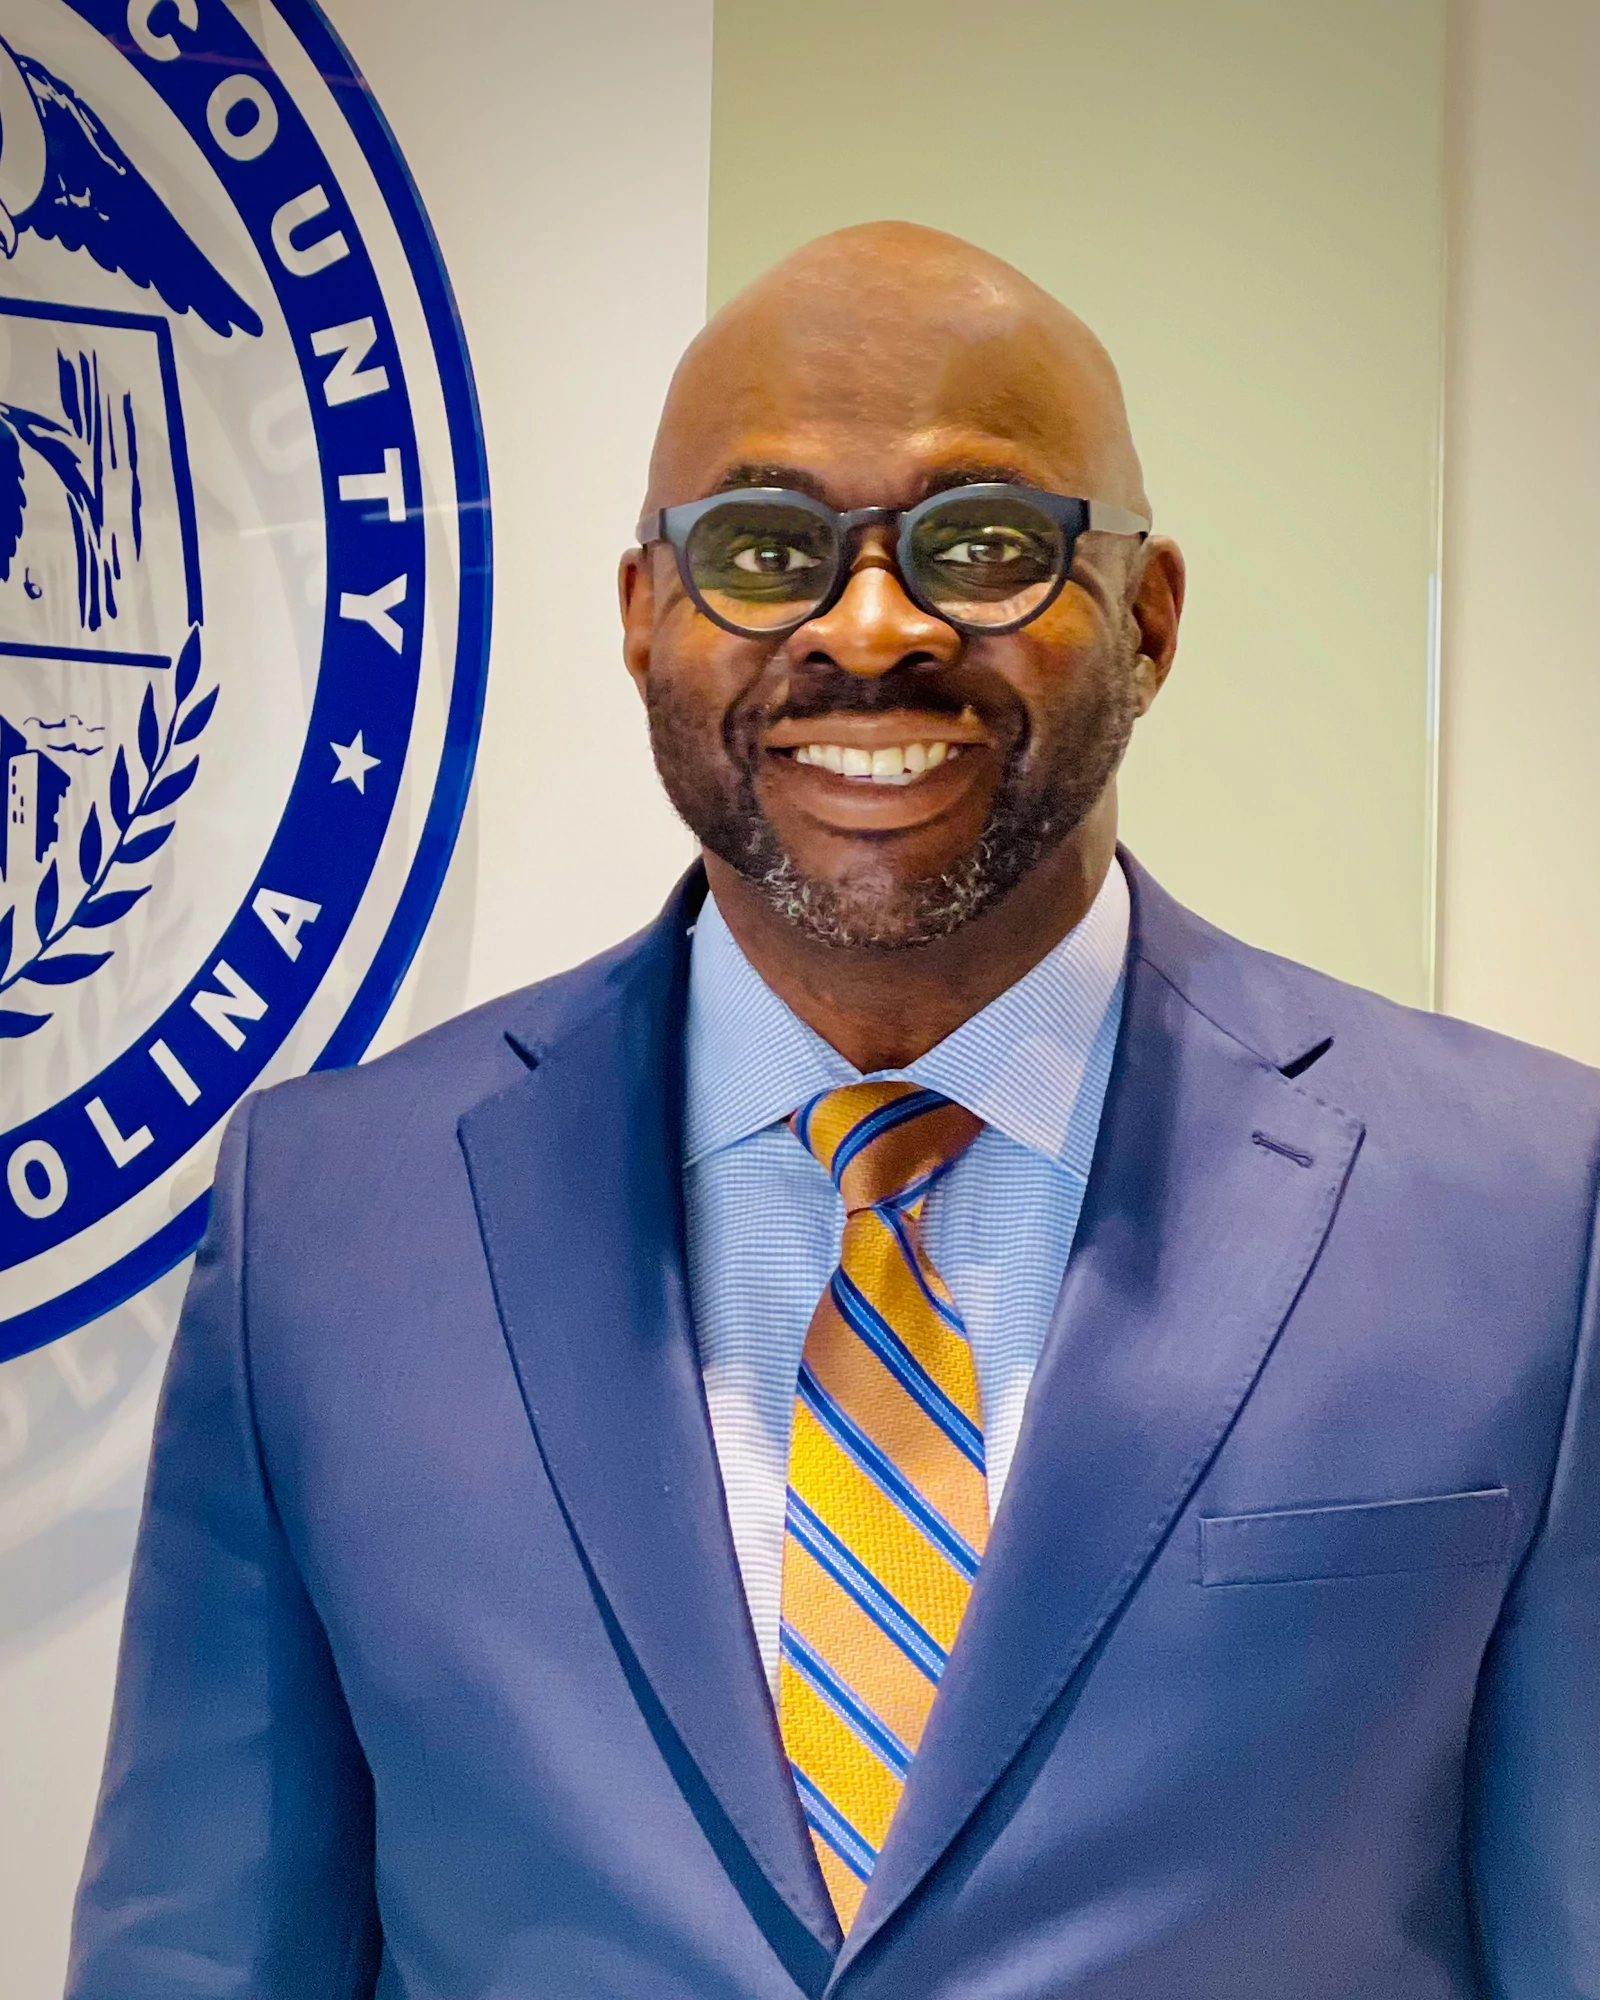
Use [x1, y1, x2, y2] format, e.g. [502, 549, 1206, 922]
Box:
[790, 1080, 982, 1215]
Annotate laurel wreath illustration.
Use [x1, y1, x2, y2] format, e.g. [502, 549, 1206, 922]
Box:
[0, 627, 216, 1039]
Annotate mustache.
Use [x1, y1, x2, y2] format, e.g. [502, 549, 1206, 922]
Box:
[722, 661, 1028, 777]
[746, 663, 1003, 728]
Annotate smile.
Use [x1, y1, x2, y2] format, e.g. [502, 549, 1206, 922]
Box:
[762, 706, 992, 795]
[787, 740, 964, 785]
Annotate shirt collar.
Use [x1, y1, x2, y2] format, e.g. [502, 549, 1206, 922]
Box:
[682, 857, 1130, 1173]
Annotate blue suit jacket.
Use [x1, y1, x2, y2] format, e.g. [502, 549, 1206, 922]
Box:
[69, 859, 1600, 1999]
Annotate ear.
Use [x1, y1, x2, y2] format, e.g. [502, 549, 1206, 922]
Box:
[619, 545, 654, 703]
[1128, 536, 1185, 714]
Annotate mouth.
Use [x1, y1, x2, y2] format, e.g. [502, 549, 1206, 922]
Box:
[757, 705, 998, 835]
[762, 706, 992, 788]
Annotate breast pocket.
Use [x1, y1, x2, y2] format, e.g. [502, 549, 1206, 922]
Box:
[1198, 1487, 1513, 1586]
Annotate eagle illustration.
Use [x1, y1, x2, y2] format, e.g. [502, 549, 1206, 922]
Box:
[0, 35, 262, 338]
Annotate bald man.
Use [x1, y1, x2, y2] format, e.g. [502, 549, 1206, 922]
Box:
[71, 227, 1600, 2000]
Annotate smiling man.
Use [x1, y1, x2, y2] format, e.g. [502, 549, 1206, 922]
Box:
[71, 226, 1600, 2000]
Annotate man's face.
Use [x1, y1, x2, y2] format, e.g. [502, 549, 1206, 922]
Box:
[622, 309, 1169, 950]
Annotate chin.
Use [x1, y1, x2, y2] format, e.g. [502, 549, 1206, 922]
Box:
[753, 844, 1003, 952]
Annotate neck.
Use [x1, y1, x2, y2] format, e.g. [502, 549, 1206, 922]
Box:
[704, 792, 1119, 1072]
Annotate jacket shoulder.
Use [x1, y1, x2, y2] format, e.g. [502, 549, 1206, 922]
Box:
[242, 909, 667, 1146]
[1131, 861, 1600, 1172]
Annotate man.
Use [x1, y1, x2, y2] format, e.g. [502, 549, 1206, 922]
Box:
[70, 224, 1599, 1999]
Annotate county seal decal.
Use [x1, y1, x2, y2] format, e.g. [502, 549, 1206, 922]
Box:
[0, 1, 491, 1358]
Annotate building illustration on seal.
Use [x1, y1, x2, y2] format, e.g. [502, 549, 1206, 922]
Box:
[0, 309, 200, 1000]
[0, 25, 227, 1007]
[2, 717, 70, 884]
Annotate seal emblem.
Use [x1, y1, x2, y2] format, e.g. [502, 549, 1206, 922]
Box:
[0, 1, 490, 1358]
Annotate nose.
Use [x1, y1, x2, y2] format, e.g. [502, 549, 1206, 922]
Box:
[793, 551, 962, 679]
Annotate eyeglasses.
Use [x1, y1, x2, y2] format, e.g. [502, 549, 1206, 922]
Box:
[635, 482, 1150, 639]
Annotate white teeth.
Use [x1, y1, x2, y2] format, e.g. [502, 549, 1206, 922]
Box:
[790, 739, 971, 783]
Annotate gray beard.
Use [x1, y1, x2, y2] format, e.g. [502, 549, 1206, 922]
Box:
[647, 664, 1138, 951]
[753, 843, 997, 950]
[748, 799, 1048, 950]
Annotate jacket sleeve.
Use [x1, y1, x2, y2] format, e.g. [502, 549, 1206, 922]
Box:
[66, 1097, 381, 2000]
[1467, 1175, 1600, 1999]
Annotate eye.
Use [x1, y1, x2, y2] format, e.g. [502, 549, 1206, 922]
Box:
[935, 532, 1029, 568]
[731, 540, 822, 576]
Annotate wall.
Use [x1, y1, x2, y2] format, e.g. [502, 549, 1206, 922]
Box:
[0, 6, 711, 1995]
[1438, 0, 1600, 1063]
[6, 1, 1599, 1992]
[711, 0, 1448, 1008]
[358, 0, 705, 1031]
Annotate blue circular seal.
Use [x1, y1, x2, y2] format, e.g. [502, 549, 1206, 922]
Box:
[0, 1, 490, 1359]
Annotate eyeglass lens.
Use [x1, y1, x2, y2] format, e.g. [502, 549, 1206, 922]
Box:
[682, 491, 1069, 635]
[907, 490, 1065, 629]
[684, 498, 839, 633]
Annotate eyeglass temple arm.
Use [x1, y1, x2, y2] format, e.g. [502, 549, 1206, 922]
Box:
[1087, 501, 1151, 537]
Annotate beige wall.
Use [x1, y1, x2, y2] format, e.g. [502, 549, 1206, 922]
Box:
[711, 0, 1448, 1006]
[1439, 0, 1600, 1063]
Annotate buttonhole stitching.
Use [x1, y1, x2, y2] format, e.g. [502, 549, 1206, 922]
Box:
[1251, 1130, 1314, 1169]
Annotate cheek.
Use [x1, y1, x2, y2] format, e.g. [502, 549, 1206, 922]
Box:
[647, 621, 773, 767]
[1010, 576, 1129, 699]
[1016, 581, 1103, 670]
[973, 628, 1105, 759]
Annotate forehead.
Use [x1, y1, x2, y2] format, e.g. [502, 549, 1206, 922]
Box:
[656, 302, 1114, 508]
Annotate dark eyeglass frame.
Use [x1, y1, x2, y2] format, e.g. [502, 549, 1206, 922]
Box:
[635, 481, 1151, 638]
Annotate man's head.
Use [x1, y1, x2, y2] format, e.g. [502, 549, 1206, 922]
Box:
[620, 221, 1184, 953]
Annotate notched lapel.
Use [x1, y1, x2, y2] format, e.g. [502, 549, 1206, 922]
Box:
[838, 937, 1364, 1973]
[457, 899, 840, 1963]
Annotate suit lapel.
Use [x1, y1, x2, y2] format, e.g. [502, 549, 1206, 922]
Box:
[458, 876, 841, 1967]
[836, 865, 1365, 1973]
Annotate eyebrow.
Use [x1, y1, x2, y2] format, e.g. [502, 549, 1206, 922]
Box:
[710, 460, 1038, 504]
[712, 463, 830, 498]
[920, 461, 1035, 496]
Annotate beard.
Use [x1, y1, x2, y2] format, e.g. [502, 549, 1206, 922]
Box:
[646, 653, 1138, 951]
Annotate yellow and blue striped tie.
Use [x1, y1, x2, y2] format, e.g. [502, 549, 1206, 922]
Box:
[781, 1080, 987, 1929]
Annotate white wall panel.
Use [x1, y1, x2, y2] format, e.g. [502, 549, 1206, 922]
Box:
[360, 0, 708, 1036]
[0, 6, 711, 1993]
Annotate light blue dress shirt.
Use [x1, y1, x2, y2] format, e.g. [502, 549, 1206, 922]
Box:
[683, 858, 1130, 1694]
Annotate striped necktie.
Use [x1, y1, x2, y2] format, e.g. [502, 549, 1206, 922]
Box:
[781, 1080, 987, 1929]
